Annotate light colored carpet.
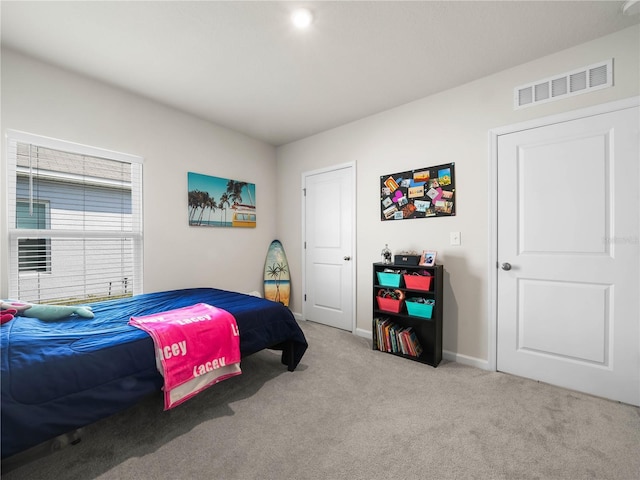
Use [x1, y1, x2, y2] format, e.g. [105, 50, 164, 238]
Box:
[3, 320, 639, 479]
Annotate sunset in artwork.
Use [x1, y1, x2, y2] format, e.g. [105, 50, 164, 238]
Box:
[413, 170, 430, 182]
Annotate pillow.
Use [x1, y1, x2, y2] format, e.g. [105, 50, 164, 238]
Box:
[1, 300, 94, 322]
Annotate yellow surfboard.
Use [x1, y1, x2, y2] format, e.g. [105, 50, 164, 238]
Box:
[263, 240, 290, 307]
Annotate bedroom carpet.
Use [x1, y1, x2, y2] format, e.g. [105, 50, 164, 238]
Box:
[2, 320, 639, 480]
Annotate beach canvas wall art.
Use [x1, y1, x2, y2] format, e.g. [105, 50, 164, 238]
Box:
[188, 172, 256, 228]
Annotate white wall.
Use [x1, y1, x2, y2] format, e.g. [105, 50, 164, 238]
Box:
[276, 26, 640, 365]
[1, 49, 278, 298]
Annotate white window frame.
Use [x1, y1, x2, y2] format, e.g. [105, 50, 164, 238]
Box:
[5, 130, 144, 302]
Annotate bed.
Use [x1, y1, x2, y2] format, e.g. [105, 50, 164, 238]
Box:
[1, 287, 308, 459]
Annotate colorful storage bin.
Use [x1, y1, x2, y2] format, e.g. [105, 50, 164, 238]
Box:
[403, 274, 433, 291]
[376, 296, 404, 313]
[376, 271, 401, 287]
[405, 298, 434, 319]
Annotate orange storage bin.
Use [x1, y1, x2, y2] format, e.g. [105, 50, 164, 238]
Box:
[403, 274, 433, 291]
[376, 297, 404, 313]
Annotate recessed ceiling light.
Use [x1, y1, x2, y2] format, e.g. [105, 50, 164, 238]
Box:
[291, 8, 313, 29]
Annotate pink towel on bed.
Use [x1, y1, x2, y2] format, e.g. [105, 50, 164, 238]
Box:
[129, 303, 241, 410]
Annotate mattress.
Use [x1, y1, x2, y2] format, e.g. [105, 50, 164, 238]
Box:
[1, 288, 308, 458]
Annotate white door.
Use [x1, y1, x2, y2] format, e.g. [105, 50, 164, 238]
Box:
[497, 105, 639, 406]
[303, 164, 355, 331]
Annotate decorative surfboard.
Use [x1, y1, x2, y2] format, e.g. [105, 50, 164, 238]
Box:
[263, 240, 291, 307]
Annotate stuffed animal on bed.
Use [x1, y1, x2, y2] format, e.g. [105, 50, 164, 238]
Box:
[1, 307, 17, 325]
[0, 300, 94, 324]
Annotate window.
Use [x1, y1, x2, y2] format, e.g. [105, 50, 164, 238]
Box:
[6, 131, 143, 304]
[16, 200, 51, 272]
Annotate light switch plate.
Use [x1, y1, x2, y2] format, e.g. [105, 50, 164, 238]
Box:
[450, 231, 461, 246]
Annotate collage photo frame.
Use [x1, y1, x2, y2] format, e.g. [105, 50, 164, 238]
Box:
[380, 162, 455, 221]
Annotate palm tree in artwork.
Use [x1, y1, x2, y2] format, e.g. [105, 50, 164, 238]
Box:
[188, 189, 201, 224]
[266, 264, 281, 303]
[226, 180, 242, 205]
[226, 180, 254, 206]
[189, 189, 207, 225]
[206, 196, 218, 225]
[219, 192, 230, 224]
[196, 191, 212, 225]
[266, 261, 288, 304]
[188, 190, 217, 226]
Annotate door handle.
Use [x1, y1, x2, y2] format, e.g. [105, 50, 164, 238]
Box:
[344, 256, 351, 261]
[501, 262, 512, 271]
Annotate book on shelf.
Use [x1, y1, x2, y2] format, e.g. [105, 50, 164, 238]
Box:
[409, 329, 423, 356]
[374, 317, 423, 357]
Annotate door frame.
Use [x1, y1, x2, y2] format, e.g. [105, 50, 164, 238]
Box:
[487, 96, 640, 372]
[301, 162, 357, 332]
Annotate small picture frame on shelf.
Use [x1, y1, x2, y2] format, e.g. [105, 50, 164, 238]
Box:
[420, 250, 437, 267]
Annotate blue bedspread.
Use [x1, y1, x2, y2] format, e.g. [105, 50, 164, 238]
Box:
[1, 288, 307, 459]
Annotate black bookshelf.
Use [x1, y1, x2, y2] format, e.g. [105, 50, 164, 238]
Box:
[372, 262, 443, 367]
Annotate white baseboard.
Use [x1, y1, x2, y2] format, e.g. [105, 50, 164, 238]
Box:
[442, 350, 490, 370]
[292, 312, 304, 322]
[328, 326, 491, 371]
[355, 328, 372, 339]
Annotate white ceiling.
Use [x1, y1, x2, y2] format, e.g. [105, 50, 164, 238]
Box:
[1, 1, 638, 146]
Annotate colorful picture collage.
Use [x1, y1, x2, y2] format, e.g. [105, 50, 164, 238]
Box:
[380, 163, 455, 221]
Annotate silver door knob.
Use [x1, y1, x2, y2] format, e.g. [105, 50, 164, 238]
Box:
[501, 262, 512, 271]
[344, 256, 351, 261]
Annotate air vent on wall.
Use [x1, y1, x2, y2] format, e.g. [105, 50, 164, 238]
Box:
[514, 59, 613, 109]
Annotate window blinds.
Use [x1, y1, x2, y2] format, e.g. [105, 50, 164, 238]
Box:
[6, 131, 143, 305]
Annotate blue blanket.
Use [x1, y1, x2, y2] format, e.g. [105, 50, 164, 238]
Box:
[1, 288, 307, 458]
